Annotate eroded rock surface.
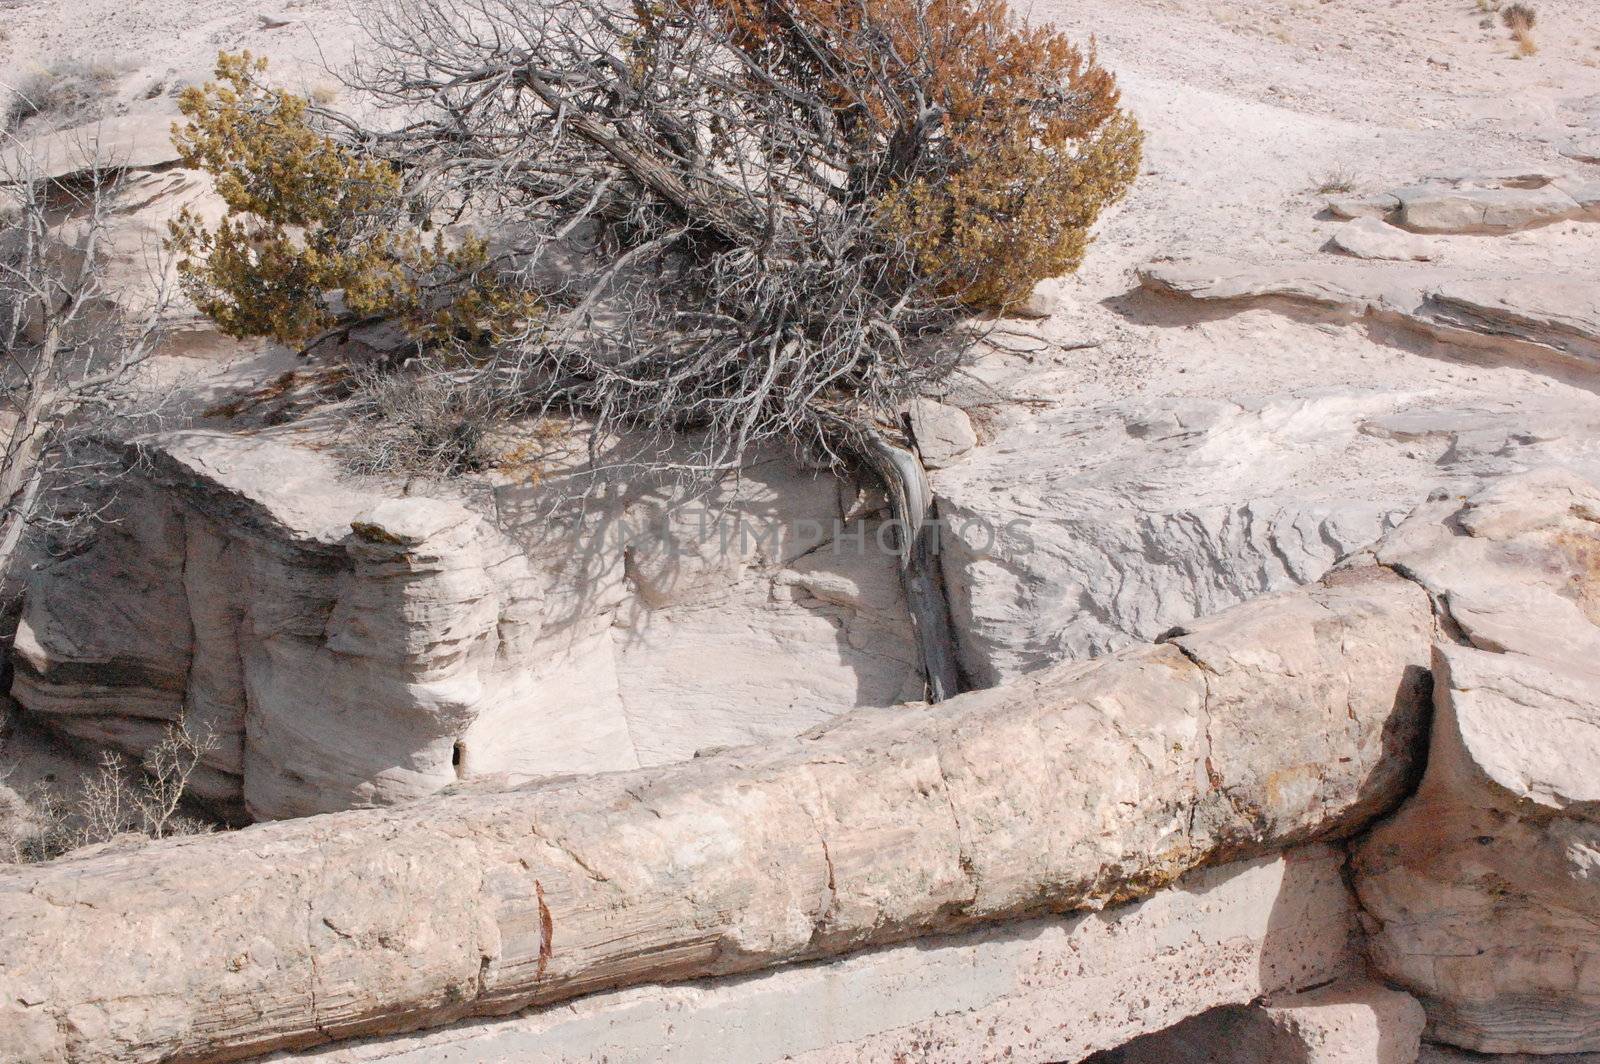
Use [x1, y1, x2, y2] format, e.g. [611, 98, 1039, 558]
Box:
[932, 376, 1600, 685]
[1352, 471, 1600, 1054]
[1140, 257, 1600, 370]
[10, 431, 920, 819]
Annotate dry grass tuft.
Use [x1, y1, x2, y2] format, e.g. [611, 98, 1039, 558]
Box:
[1314, 167, 1358, 195]
[1501, 3, 1538, 54]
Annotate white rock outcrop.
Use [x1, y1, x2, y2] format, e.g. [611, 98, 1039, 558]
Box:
[1324, 172, 1598, 234]
[1331, 218, 1435, 262]
[933, 391, 1414, 683]
[1352, 472, 1600, 1055]
[10, 431, 921, 820]
[1140, 257, 1600, 370]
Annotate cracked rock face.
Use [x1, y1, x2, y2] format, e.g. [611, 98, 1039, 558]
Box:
[931, 380, 1600, 687]
[1351, 470, 1600, 1055]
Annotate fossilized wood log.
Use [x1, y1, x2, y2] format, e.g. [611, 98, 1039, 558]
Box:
[0, 563, 1433, 1063]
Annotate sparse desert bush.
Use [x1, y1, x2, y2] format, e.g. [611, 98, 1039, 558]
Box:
[6, 58, 126, 130]
[1502, 3, 1538, 54]
[176, 7, 1139, 701]
[1502, 3, 1536, 30]
[167, 52, 539, 349]
[0, 721, 217, 864]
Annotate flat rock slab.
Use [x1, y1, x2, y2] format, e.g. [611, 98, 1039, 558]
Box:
[1322, 171, 1596, 233]
[1395, 184, 1583, 233]
[1140, 257, 1600, 369]
[1559, 136, 1600, 165]
[1331, 217, 1434, 261]
[0, 112, 184, 181]
[1429, 279, 1600, 364]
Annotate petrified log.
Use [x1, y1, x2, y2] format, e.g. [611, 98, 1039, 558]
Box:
[0, 554, 1433, 1063]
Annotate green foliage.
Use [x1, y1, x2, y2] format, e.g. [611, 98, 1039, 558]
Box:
[168, 52, 537, 347]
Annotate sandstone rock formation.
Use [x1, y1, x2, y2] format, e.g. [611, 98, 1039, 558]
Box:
[1324, 172, 1599, 234]
[0, 523, 1437, 1062]
[1140, 258, 1600, 370]
[0, 111, 184, 180]
[1351, 471, 1600, 1055]
[933, 390, 1415, 682]
[10, 431, 920, 820]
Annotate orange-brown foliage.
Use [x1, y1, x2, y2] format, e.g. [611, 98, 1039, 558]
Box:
[705, 0, 1142, 307]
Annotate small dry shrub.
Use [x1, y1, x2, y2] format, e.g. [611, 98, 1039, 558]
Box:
[0, 721, 217, 864]
[6, 58, 127, 130]
[1314, 167, 1358, 195]
[1502, 3, 1538, 53]
[341, 361, 515, 478]
[1502, 3, 1536, 30]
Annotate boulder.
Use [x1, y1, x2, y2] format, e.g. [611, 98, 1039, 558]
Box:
[907, 397, 978, 469]
[1331, 217, 1434, 261]
[1352, 470, 1600, 1055]
[0, 536, 1437, 1062]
